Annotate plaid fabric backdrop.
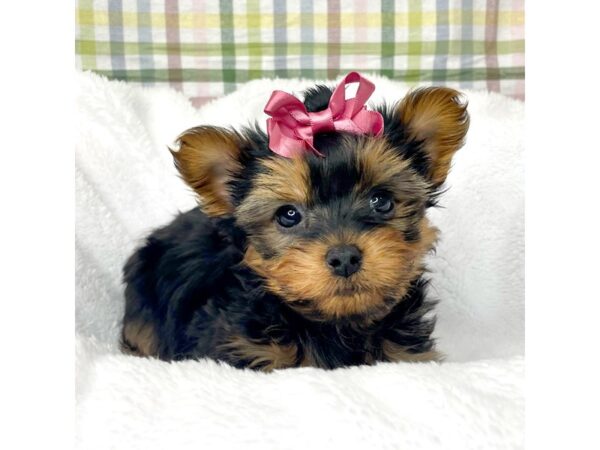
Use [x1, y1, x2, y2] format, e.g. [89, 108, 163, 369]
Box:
[76, 0, 524, 107]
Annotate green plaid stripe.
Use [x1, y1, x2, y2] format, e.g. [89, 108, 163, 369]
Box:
[409, 0, 424, 83]
[75, 0, 525, 106]
[247, 0, 261, 80]
[77, 0, 97, 70]
[75, 40, 524, 56]
[86, 67, 524, 82]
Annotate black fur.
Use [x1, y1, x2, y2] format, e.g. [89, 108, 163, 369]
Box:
[123, 207, 437, 369]
[121, 84, 450, 370]
[224, 87, 443, 213]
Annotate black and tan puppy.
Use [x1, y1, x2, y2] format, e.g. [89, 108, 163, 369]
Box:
[121, 80, 469, 370]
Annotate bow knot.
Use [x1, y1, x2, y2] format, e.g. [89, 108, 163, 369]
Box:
[309, 108, 335, 134]
[264, 72, 384, 158]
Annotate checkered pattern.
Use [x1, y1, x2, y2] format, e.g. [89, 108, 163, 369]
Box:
[76, 0, 525, 107]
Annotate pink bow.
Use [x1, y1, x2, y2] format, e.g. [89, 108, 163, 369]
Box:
[264, 72, 384, 158]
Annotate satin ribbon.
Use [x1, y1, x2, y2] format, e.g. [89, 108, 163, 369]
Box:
[264, 72, 384, 157]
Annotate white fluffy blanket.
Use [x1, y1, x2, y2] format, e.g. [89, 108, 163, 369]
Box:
[75, 71, 524, 449]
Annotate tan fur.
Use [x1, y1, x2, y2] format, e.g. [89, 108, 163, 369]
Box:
[235, 156, 313, 260]
[171, 126, 242, 216]
[245, 219, 438, 319]
[219, 336, 298, 371]
[299, 348, 317, 367]
[382, 339, 442, 362]
[355, 137, 412, 190]
[254, 157, 312, 204]
[121, 319, 158, 357]
[396, 87, 470, 185]
[236, 156, 311, 224]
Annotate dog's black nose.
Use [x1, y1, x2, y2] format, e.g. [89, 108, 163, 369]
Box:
[326, 245, 363, 278]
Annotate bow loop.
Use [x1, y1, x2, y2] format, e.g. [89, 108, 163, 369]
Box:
[264, 72, 384, 158]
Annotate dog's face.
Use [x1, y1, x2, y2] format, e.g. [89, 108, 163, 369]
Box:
[172, 86, 469, 320]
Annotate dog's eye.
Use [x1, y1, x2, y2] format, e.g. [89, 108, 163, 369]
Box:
[275, 205, 303, 227]
[369, 193, 394, 214]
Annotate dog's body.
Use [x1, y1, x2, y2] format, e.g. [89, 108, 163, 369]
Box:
[122, 207, 437, 369]
[121, 79, 469, 371]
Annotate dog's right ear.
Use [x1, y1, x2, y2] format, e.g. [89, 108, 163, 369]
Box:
[170, 126, 243, 217]
[391, 87, 469, 186]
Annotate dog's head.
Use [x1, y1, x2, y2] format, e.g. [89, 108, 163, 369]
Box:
[171, 84, 469, 320]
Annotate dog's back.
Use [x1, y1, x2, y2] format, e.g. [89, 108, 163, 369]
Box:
[121, 208, 244, 358]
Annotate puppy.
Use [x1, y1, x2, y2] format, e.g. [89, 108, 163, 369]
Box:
[121, 73, 469, 371]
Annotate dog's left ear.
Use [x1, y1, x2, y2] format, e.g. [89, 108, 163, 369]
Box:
[395, 87, 470, 185]
[170, 126, 243, 216]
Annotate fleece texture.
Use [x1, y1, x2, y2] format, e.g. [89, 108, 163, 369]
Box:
[75, 71, 524, 450]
